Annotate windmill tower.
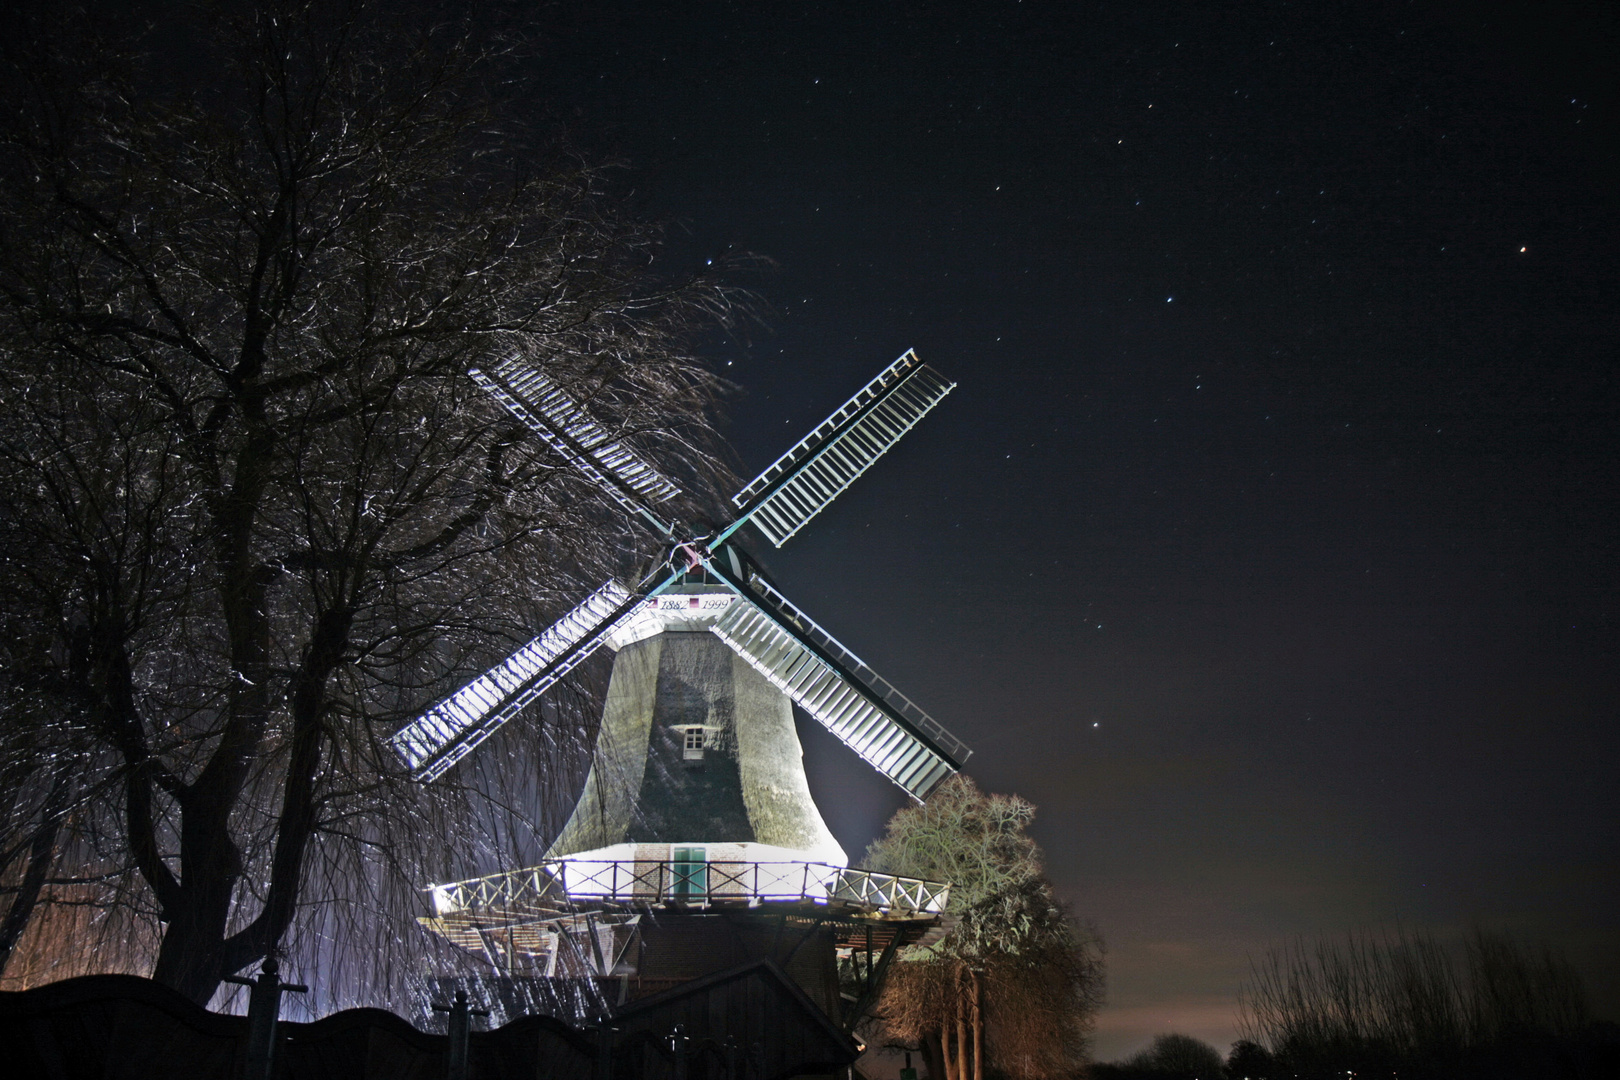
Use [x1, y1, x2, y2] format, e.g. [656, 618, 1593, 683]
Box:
[395, 350, 970, 1026]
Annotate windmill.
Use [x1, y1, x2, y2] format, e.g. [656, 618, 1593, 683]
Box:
[398, 349, 970, 1024]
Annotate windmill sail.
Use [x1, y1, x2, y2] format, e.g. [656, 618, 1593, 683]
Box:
[473, 358, 681, 522]
[393, 580, 641, 782]
[709, 575, 969, 800]
[731, 350, 955, 547]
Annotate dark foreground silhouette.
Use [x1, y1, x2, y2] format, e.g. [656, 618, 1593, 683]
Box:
[1, 957, 858, 1080]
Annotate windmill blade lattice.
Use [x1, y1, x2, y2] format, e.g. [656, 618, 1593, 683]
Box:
[393, 580, 642, 782]
[731, 349, 955, 547]
[395, 348, 972, 797]
[473, 358, 681, 523]
[709, 577, 968, 800]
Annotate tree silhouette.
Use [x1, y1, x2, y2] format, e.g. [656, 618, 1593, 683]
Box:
[1224, 1039, 1277, 1080]
[862, 776, 1104, 1080]
[1125, 1034, 1225, 1079]
[0, 0, 744, 1007]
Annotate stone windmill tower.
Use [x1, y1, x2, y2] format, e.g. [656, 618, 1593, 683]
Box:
[394, 350, 969, 1025]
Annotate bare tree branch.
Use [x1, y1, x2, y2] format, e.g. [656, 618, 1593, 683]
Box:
[0, 1, 746, 1007]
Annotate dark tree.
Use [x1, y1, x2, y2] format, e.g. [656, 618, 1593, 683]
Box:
[1224, 1039, 1276, 1080]
[0, 0, 743, 1006]
[1090, 1034, 1227, 1080]
[1124, 1034, 1226, 1079]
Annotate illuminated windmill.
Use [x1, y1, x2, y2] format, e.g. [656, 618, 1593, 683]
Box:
[397, 350, 969, 1023]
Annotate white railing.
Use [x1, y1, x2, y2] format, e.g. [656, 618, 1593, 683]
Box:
[428, 860, 950, 918]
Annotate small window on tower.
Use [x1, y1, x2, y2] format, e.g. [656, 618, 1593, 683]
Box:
[682, 727, 706, 762]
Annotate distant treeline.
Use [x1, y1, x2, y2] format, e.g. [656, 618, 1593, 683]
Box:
[1236, 926, 1616, 1079]
[1089, 928, 1619, 1080]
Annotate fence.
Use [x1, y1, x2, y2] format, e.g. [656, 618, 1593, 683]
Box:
[429, 860, 949, 919]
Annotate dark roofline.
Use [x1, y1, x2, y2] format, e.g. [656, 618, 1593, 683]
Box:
[0, 972, 594, 1055]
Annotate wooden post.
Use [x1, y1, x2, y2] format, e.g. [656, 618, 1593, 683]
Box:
[671, 1023, 689, 1080]
[222, 959, 307, 1080]
[595, 1024, 618, 1080]
[432, 989, 490, 1080]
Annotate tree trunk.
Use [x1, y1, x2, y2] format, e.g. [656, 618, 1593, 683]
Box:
[142, 518, 352, 1004]
[955, 968, 968, 1080]
[0, 771, 70, 974]
[151, 889, 237, 1002]
[971, 969, 982, 1080]
[922, 1031, 948, 1080]
[151, 793, 250, 1003]
[146, 524, 277, 1003]
[145, 597, 350, 1004]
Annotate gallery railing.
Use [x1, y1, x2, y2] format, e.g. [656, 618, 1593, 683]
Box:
[428, 860, 950, 919]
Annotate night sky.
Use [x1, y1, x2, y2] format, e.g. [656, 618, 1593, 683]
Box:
[531, 0, 1620, 1059]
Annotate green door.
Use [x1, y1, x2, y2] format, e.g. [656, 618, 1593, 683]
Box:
[672, 846, 707, 897]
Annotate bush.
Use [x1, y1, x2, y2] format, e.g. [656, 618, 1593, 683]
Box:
[1088, 1033, 1225, 1080]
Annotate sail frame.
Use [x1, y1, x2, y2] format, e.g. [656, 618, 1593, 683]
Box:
[392, 580, 644, 782]
[728, 350, 955, 547]
[704, 561, 969, 800]
[474, 359, 680, 529]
